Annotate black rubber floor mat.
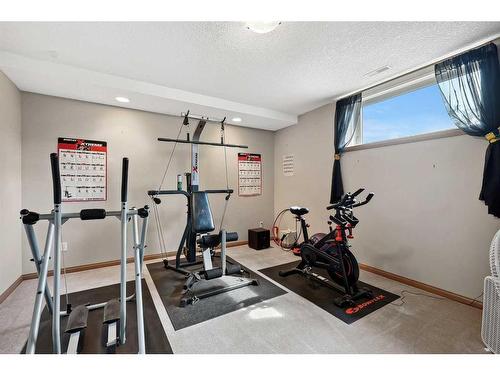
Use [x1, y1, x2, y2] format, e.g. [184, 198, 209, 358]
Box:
[259, 260, 399, 324]
[21, 280, 172, 354]
[147, 257, 287, 330]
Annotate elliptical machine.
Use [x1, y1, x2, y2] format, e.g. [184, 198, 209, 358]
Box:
[21, 154, 150, 354]
[279, 188, 374, 307]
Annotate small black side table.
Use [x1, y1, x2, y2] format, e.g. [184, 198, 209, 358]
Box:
[248, 228, 270, 250]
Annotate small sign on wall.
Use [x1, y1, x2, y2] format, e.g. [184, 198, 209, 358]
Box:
[238, 153, 262, 196]
[283, 154, 294, 176]
[58, 138, 107, 202]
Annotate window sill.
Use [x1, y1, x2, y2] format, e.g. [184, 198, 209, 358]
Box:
[344, 128, 464, 153]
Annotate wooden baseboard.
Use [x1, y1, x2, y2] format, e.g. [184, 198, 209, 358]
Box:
[22, 252, 169, 280]
[222, 240, 248, 249]
[0, 276, 23, 304]
[6, 242, 482, 311]
[360, 263, 483, 309]
[22, 240, 248, 280]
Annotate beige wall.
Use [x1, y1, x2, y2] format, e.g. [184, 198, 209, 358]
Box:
[274, 103, 335, 234]
[15, 89, 500, 299]
[21, 93, 274, 273]
[0, 71, 22, 295]
[274, 103, 499, 299]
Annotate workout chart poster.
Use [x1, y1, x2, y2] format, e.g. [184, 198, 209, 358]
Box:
[238, 153, 262, 196]
[58, 138, 107, 202]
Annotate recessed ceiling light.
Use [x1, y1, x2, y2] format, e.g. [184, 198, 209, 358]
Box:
[232, 117, 242, 122]
[245, 22, 281, 34]
[115, 96, 130, 103]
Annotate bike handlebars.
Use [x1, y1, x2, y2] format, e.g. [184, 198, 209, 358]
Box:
[326, 189, 374, 211]
[351, 188, 365, 198]
[353, 192, 374, 207]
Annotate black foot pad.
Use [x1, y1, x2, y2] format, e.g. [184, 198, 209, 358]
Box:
[65, 305, 89, 333]
[103, 299, 120, 324]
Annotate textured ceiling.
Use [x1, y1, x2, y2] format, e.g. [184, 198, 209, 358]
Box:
[0, 22, 499, 129]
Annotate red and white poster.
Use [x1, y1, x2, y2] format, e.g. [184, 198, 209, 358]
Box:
[238, 153, 262, 196]
[58, 138, 107, 202]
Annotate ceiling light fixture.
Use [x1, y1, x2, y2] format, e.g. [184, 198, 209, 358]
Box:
[115, 96, 130, 103]
[232, 117, 242, 122]
[245, 22, 281, 34]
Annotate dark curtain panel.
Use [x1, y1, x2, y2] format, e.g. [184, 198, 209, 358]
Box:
[435, 43, 500, 217]
[330, 94, 362, 204]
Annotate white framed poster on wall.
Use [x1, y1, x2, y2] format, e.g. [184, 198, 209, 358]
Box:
[238, 153, 262, 196]
[283, 154, 294, 176]
[58, 138, 107, 202]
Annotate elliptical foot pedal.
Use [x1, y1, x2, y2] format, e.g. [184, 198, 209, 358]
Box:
[103, 299, 120, 348]
[65, 305, 89, 354]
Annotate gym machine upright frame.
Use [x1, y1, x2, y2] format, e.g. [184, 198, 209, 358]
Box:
[148, 112, 258, 306]
[149, 112, 248, 268]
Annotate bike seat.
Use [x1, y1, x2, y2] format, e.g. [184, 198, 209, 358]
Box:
[290, 206, 309, 216]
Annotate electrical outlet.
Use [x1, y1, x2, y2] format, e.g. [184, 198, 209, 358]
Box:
[62, 242, 68, 252]
[259, 221, 264, 228]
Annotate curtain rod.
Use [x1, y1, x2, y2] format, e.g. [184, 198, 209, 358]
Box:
[334, 33, 500, 102]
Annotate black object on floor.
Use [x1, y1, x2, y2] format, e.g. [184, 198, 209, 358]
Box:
[259, 260, 399, 324]
[248, 228, 271, 250]
[147, 257, 287, 330]
[21, 280, 172, 354]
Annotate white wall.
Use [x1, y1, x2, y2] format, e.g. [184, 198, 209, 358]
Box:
[274, 103, 499, 299]
[0, 71, 22, 295]
[21, 93, 274, 273]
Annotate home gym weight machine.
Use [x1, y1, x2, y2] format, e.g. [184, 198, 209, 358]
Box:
[278, 188, 374, 307]
[148, 111, 258, 306]
[21, 154, 150, 354]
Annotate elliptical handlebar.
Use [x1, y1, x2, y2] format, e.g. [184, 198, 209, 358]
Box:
[121, 157, 129, 203]
[50, 153, 62, 205]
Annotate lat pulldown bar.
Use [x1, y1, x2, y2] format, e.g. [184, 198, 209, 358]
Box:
[157, 137, 248, 149]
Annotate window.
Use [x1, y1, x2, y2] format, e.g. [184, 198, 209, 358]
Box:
[347, 68, 457, 148]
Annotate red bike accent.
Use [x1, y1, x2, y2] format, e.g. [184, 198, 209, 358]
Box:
[335, 225, 343, 242]
[346, 223, 354, 239]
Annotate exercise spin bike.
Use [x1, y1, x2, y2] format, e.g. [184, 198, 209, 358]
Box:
[279, 188, 374, 307]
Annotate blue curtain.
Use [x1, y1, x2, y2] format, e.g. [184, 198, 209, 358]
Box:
[330, 94, 362, 204]
[435, 43, 500, 217]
